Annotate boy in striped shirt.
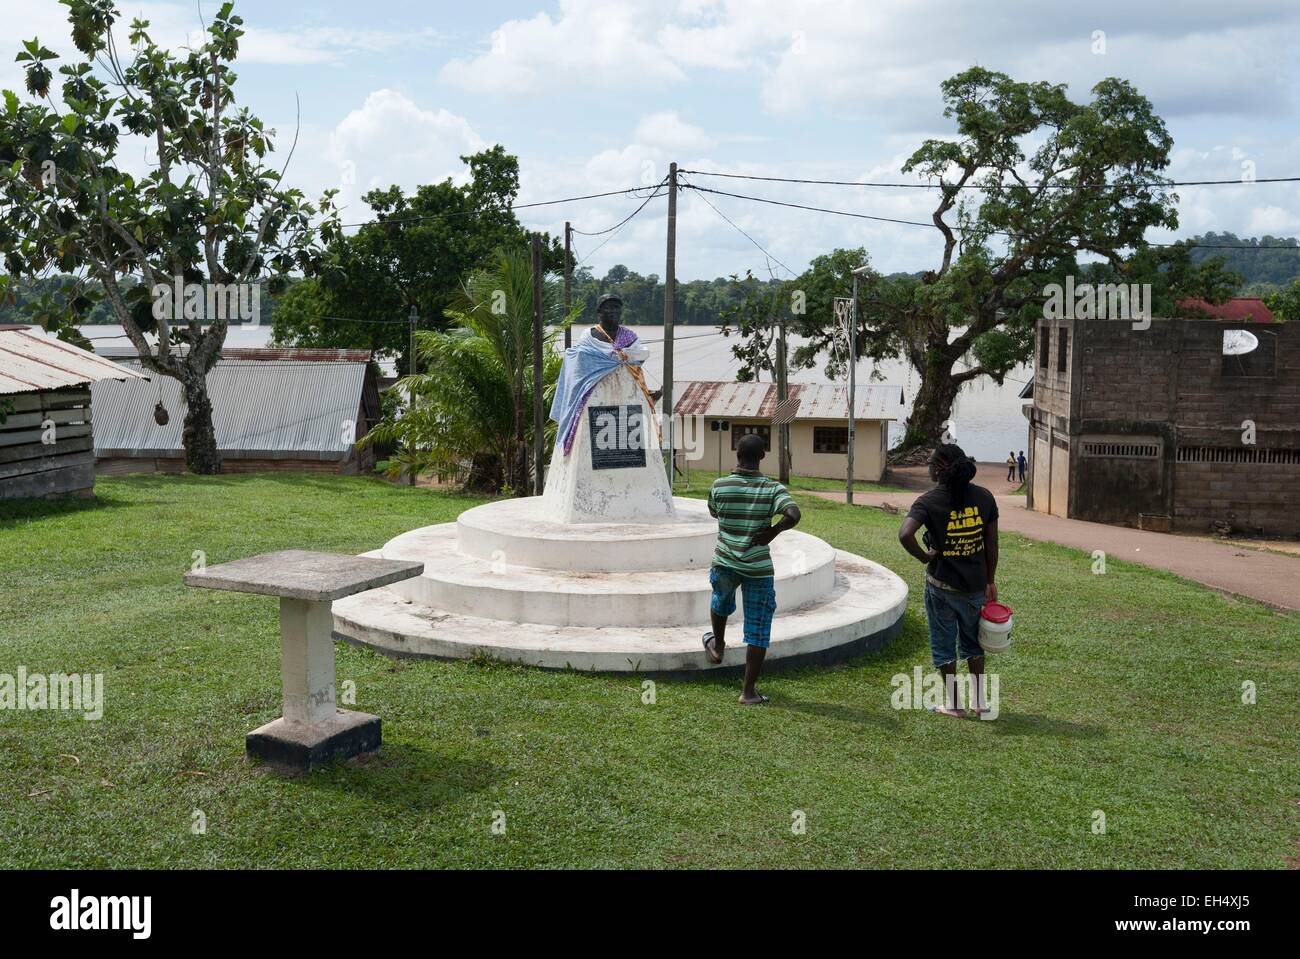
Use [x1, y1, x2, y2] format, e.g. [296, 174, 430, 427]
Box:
[702, 433, 801, 704]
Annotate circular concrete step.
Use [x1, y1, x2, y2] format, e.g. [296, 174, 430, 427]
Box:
[332, 550, 908, 672]
[379, 523, 837, 627]
[455, 496, 717, 572]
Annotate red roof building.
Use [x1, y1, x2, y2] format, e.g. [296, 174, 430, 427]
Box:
[1175, 297, 1277, 323]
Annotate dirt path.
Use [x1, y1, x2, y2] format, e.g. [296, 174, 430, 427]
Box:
[812, 474, 1299, 611]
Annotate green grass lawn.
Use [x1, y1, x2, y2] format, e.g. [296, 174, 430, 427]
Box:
[1, 474, 1296, 868]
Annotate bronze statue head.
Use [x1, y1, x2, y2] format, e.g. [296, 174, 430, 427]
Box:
[594, 293, 623, 339]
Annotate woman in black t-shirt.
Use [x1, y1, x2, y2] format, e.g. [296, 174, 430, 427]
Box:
[898, 444, 999, 717]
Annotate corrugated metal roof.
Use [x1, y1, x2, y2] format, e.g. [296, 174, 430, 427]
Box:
[220, 348, 373, 363]
[96, 346, 374, 364]
[0, 328, 148, 395]
[91, 358, 368, 457]
[669, 380, 905, 421]
[1175, 297, 1277, 323]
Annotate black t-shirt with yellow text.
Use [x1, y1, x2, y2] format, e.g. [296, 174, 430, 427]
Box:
[906, 484, 999, 593]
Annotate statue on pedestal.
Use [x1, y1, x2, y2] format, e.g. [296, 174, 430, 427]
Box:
[544, 294, 674, 523]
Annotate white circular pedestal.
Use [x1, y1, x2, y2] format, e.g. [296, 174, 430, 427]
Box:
[332, 496, 907, 673]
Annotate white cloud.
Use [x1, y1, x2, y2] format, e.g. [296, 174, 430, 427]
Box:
[325, 90, 487, 217]
[238, 26, 446, 66]
[1245, 205, 1300, 236]
[446, 0, 1299, 125]
[0, 0, 442, 79]
[440, 0, 685, 94]
[632, 111, 716, 154]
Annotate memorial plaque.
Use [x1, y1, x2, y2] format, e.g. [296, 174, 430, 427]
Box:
[587, 404, 646, 470]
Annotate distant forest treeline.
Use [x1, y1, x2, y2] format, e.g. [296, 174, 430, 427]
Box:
[4, 232, 1298, 328]
[1186, 232, 1300, 291]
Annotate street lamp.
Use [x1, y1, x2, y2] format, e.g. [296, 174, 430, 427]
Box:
[847, 263, 871, 505]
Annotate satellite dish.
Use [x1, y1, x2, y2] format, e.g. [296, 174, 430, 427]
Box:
[1222, 329, 1258, 356]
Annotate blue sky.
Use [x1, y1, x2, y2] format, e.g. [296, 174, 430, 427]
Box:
[5, 0, 1300, 280]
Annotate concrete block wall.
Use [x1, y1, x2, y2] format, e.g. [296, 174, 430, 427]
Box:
[1029, 317, 1300, 535]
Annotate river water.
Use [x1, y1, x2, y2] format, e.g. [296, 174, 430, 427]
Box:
[81, 322, 1033, 461]
[626, 325, 1032, 462]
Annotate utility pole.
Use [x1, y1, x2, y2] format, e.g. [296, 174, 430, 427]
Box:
[776, 309, 790, 485]
[847, 263, 871, 505]
[563, 221, 572, 350]
[662, 161, 677, 484]
[532, 233, 545, 495]
[408, 304, 417, 487]
[409, 304, 418, 381]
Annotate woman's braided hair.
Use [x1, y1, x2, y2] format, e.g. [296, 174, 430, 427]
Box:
[929, 443, 977, 511]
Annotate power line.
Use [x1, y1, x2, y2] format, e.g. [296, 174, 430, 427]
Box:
[636, 327, 725, 346]
[681, 168, 1300, 191]
[571, 178, 668, 236]
[337, 184, 658, 229]
[682, 182, 1300, 252]
[682, 177, 798, 279]
[572, 188, 667, 267]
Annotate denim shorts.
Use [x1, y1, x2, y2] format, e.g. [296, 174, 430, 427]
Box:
[709, 566, 777, 648]
[923, 581, 986, 666]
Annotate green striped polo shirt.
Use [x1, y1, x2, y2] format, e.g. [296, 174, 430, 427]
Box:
[707, 468, 796, 578]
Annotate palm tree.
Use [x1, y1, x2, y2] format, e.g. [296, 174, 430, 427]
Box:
[364, 247, 577, 493]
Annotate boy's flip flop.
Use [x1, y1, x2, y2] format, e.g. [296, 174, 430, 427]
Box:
[702, 632, 723, 665]
[740, 694, 770, 705]
[928, 705, 967, 719]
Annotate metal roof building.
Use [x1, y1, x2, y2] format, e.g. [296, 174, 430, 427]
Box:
[664, 379, 905, 484]
[0, 325, 147, 395]
[669, 380, 906, 422]
[91, 348, 381, 474]
[0, 326, 145, 500]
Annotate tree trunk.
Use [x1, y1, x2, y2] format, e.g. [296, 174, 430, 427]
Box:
[179, 365, 222, 474]
[892, 346, 962, 463]
[511, 386, 527, 496]
[465, 451, 503, 493]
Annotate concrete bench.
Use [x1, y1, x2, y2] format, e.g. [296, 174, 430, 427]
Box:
[184, 549, 424, 770]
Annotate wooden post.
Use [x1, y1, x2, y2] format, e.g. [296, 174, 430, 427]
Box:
[564, 221, 573, 350]
[532, 233, 545, 495]
[662, 162, 678, 483]
[847, 272, 859, 505]
[777, 310, 791, 485]
[408, 304, 417, 486]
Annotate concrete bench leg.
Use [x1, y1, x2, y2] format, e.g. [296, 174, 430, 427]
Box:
[245, 597, 381, 771]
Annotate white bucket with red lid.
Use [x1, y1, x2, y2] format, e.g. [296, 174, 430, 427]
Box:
[978, 601, 1013, 653]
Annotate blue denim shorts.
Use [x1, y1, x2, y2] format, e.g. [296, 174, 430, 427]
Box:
[709, 566, 777, 648]
[923, 581, 986, 666]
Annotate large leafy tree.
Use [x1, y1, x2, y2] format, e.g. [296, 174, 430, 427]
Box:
[792, 67, 1184, 457]
[273, 146, 565, 374]
[364, 246, 578, 494]
[0, 0, 340, 473]
[1262, 278, 1300, 322]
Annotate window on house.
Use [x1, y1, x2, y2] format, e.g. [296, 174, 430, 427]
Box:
[1057, 328, 1069, 373]
[730, 423, 770, 451]
[813, 426, 849, 454]
[1039, 325, 1051, 368]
